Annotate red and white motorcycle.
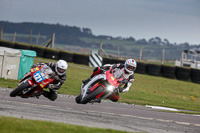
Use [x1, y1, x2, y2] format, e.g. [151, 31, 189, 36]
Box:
[75, 68, 128, 104]
[10, 65, 58, 99]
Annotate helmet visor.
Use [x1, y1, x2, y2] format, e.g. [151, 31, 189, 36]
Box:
[57, 67, 65, 73]
[126, 65, 136, 71]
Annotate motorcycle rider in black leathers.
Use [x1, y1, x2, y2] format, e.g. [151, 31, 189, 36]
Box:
[31, 60, 68, 101]
[82, 58, 137, 102]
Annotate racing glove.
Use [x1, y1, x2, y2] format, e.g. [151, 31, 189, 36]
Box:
[48, 83, 61, 90]
[48, 84, 55, 90]
[119, 87, 125, 93]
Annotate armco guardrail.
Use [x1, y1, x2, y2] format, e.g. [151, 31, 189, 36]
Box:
[1, 40, 200, 84]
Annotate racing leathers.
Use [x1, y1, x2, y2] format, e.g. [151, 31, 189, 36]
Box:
[82, 63, 134, 102]
[31, 62, 66, 101]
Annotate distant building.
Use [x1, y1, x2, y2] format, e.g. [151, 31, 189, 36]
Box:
[175, 49, 200, 69]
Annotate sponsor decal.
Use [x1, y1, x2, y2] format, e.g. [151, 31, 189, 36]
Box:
[30, 69, 34, 72]
[40, 84, 44, 88]
[111, 76, 115, 80]
[35, 67, 39, 71]
[42, 81, 45, 85]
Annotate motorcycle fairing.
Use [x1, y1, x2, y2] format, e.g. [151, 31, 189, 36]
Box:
[30, 67, 40, 73]
[81, 74, 106, 100]
[20, 72, 31, 83]
[90, 83, 105, 92]
[106, 71, 122, 87]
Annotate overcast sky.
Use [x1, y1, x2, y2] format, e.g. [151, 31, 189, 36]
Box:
[0, 0, 200, 44]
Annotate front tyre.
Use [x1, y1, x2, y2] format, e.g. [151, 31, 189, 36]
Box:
[75, 94, 82, 104]
[10, 81, 31, 97]
[81, 86, 104, 104]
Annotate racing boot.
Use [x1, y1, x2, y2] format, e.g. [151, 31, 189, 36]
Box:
[42, 90, 50, 98]
[82, 77, 91, 85]
[43, 90, 58, 101]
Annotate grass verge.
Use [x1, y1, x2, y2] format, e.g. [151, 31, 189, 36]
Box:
[0, 116, 131, 133]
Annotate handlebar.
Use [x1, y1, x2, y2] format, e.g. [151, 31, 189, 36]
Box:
[117, 79, 128, 88]
[52, 74, 64, 84]
[117, 79, 128, 83]
[100, 68, 107, 74]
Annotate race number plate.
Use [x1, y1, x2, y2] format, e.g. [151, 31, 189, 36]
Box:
[33, 71, 45, 83]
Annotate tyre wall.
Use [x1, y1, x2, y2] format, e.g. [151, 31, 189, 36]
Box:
[135, 62, 147, 74]
[73, 53, 89, 65]
[0, 40, 15, 48]
[31, 45, 46, 58]
[190, 68, 200, 84]
[147, 64, 161, 76]
[102, 57, 124, 65]
[1, 40, 200, 84]
[44, 48, 60, 60]
[14, 42, 32, 50]
[59, 50, 74, 63]
[161, 65, 176, 79]
[175, 67, 190, 81]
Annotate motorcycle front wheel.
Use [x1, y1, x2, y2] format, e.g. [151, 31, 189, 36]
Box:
[75, 94, 82, 104]
[81, 86, 104, 104]
[10, 80, 31, 97]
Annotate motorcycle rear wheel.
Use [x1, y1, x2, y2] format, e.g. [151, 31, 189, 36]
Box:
[10, 81, 31, 97]
[81, 86, 104, 104]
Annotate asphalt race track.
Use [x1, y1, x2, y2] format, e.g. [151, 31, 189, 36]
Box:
[0, 87, 200, 133]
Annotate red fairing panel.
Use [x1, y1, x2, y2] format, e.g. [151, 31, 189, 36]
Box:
[28, 79, 34, 86]
[90, 83, 105, 92]
[20, 72, 31, 83]
[106, 71, 121, 87]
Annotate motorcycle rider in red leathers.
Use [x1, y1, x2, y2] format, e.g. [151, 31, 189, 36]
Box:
[82, 59, 137, 102]
[31, 60, 68, 101]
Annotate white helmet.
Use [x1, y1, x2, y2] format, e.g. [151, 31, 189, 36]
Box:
[55, 60, 68, 76]
[124, 59, 137, 74]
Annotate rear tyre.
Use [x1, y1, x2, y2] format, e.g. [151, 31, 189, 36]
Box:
[10, 81, 31, 97]
[81, 86, 104, 104]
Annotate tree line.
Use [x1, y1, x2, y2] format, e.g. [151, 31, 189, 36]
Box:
[1, 21, 200, 60]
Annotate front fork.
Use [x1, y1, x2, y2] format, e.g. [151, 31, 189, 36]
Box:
[19, 77, 36, 95]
